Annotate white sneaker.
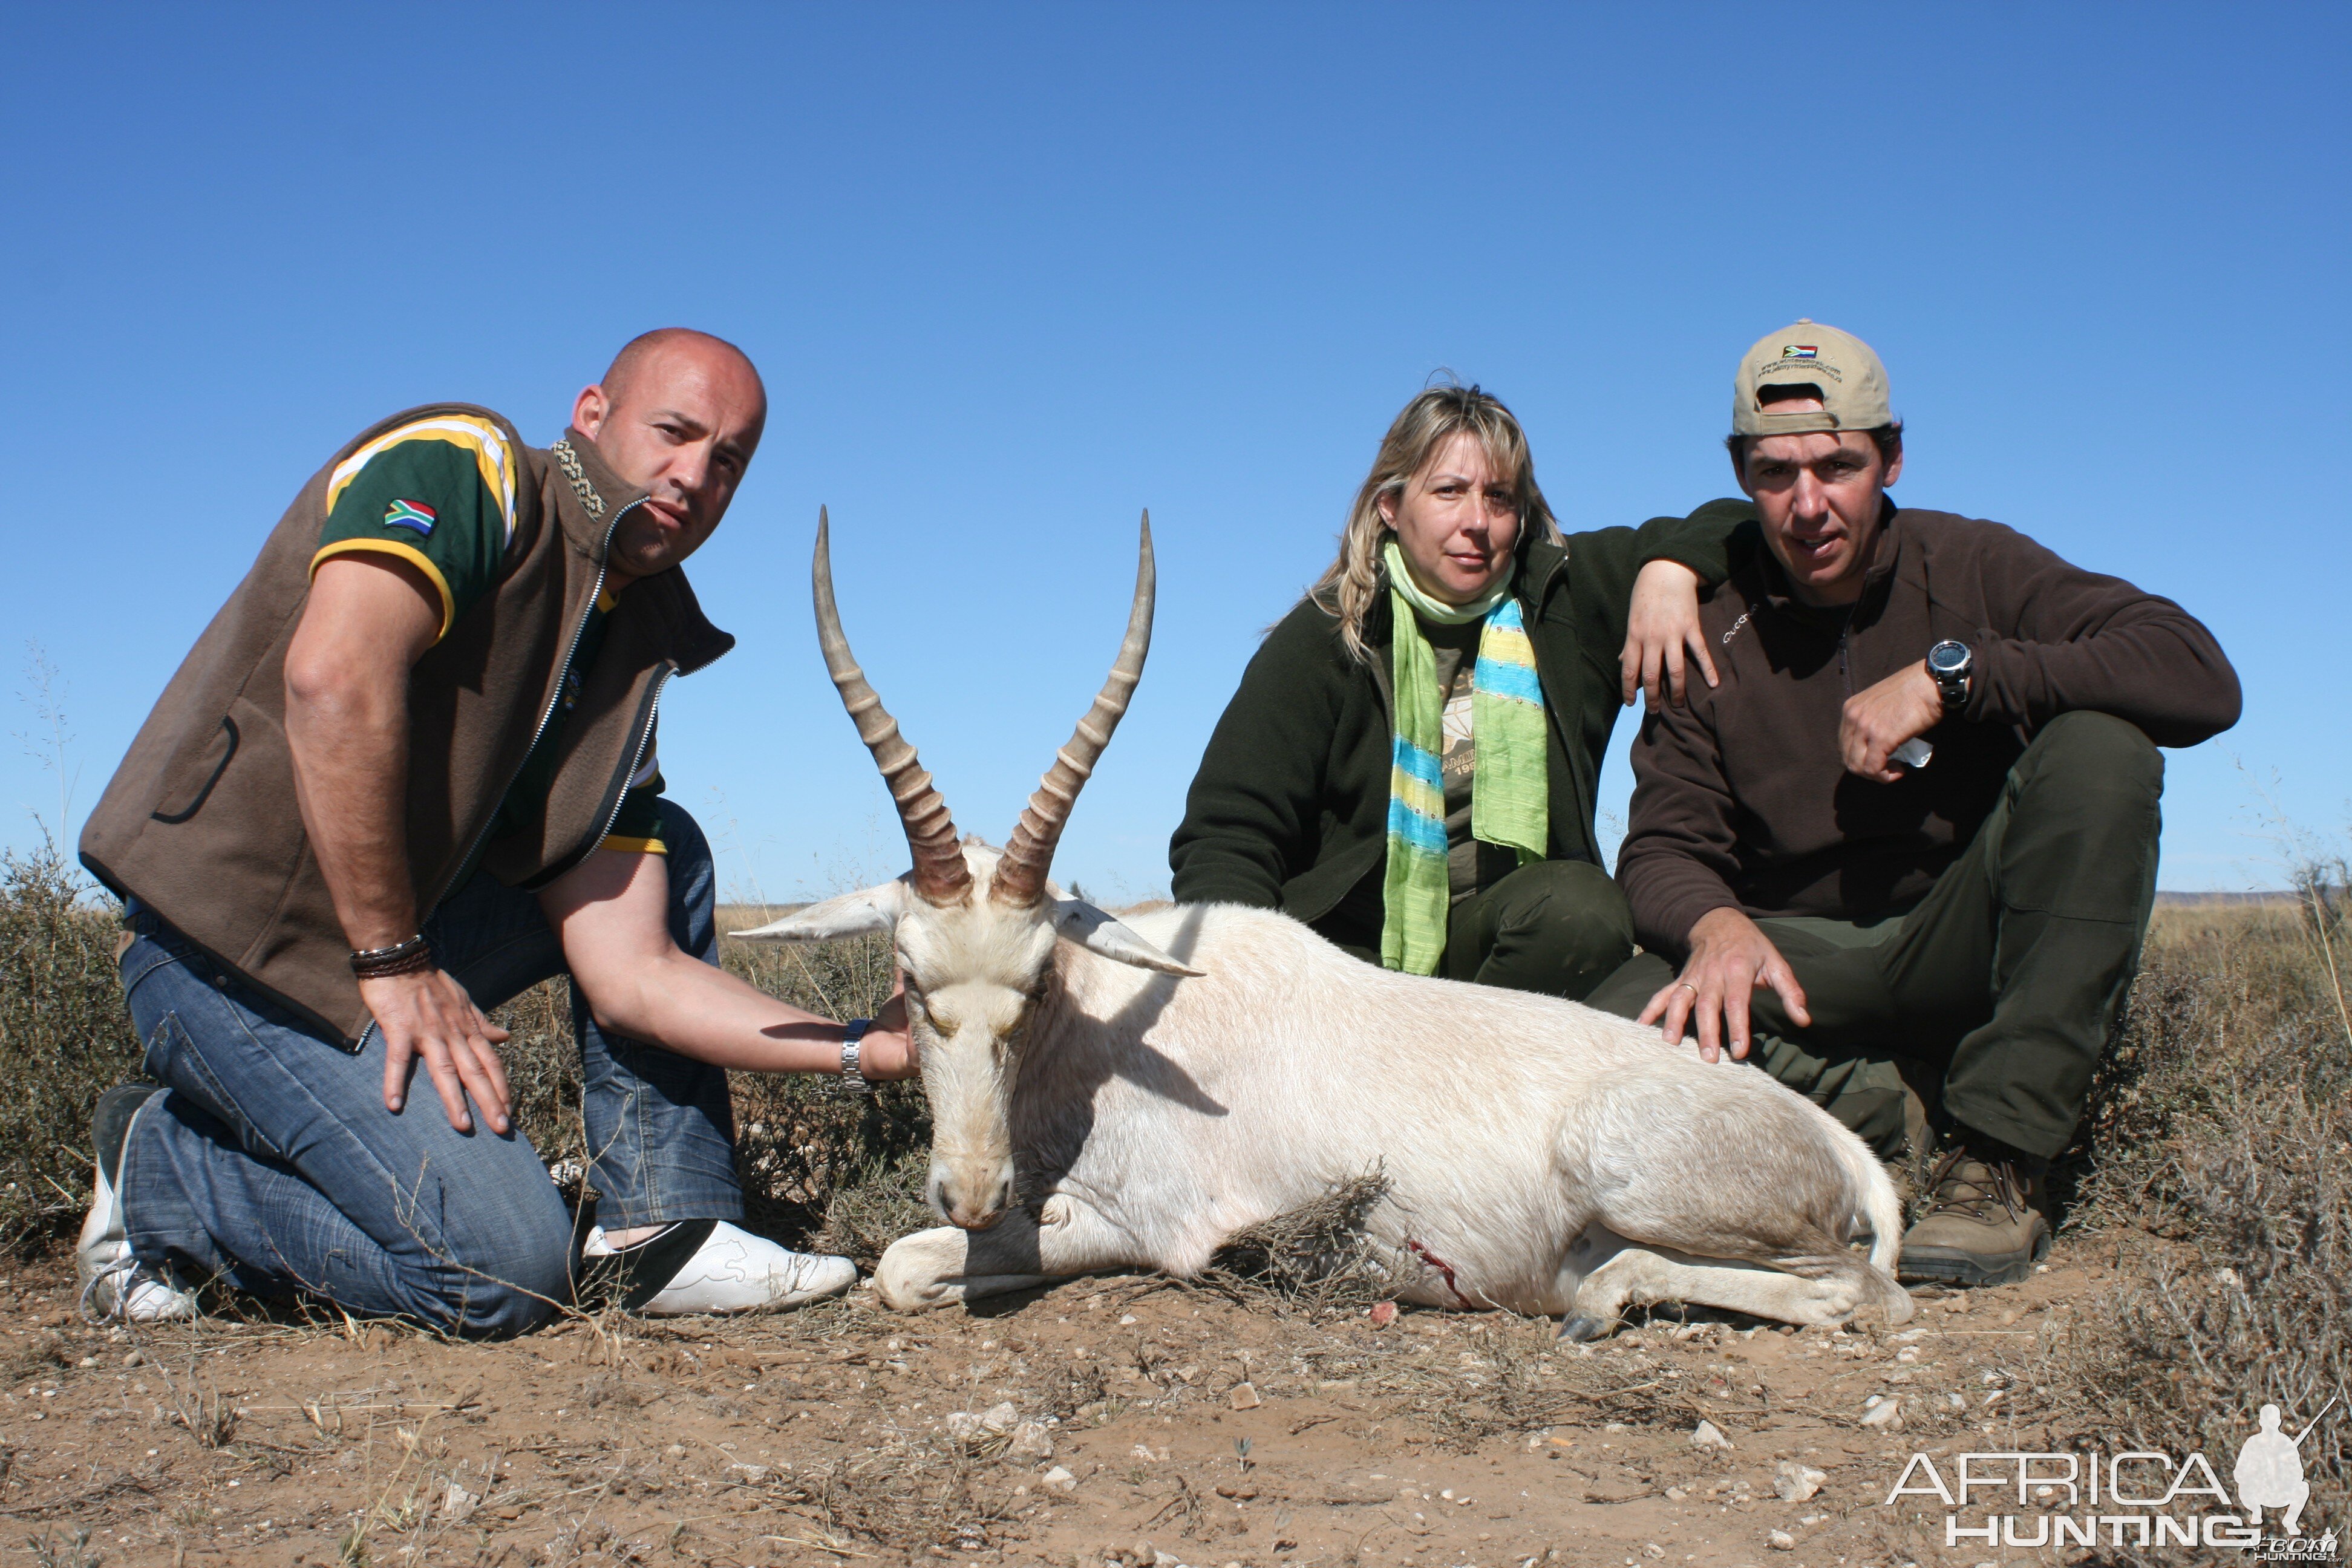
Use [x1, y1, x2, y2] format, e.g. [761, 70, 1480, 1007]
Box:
[581, 1220, 857, 1316]
[76, 1086, 198, 1324]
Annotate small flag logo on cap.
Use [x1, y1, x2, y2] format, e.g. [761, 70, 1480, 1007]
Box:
[1735, 320, 1890, 436]
[384, 500, 437, 536]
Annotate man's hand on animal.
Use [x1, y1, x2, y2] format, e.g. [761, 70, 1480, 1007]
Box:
[538, 846, 918, 1079]
[1638, 906, 1811, 1063]
[1840, 660, 1944, 782]
[1618, 558, 1717, 711]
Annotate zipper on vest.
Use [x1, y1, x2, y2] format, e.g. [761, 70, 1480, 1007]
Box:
[581, 608, 731, 863]
[529, 661, 675, 890]
[427, 495, 644, 920]
[597, 667, 670, 844]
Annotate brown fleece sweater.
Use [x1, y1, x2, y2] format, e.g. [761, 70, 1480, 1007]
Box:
[1616, 502, 2241, 952]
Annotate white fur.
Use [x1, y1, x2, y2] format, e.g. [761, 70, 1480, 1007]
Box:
[740, 844, 1913, 1336]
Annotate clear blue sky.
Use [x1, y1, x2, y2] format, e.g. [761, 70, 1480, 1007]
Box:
[4, 6, 2344, 901]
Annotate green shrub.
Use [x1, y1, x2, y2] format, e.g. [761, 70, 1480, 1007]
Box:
[0, 846, 143, 1254]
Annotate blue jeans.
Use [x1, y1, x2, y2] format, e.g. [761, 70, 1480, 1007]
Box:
[117, 808, 742, 1338]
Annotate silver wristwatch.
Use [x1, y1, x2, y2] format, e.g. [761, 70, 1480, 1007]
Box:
[1926, 639, 1973, 712]
[838, 1018, 874, 1097]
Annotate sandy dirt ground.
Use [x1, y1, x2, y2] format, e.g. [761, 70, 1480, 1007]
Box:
[0, 1243, 2105, 1568]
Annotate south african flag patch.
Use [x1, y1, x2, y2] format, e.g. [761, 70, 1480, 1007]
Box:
[384, 499, 437, 535]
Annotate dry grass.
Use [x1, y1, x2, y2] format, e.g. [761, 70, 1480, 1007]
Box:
[715, 932, 936, 1252]
[1197, 1168, 1426, 1318]
[2045, 885, 2351, 1514]
[0, 845, 145, 1254]
[1383, 1316, 1711, 1448]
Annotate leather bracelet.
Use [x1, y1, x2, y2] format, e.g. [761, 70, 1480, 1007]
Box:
[838, 1018, 874, 1097]
[350, 933, 434, 979]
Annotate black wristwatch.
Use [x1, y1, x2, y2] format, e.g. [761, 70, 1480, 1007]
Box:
[1926, 639, 1973, 713]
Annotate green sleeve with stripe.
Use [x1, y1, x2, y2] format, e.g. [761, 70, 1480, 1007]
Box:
[314, 435, 511, 640]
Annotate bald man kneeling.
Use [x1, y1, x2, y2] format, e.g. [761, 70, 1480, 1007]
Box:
[77, 331, 916, 1334]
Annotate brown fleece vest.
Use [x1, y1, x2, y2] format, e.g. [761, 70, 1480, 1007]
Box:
[80, 404, 733, 1046]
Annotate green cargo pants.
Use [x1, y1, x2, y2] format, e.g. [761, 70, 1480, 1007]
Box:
[1587, 711, 2163, 1161]
[1335, 858, 1635, 1002]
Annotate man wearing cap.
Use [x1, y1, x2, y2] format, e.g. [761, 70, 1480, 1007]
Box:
[1587, 321, 2241, 1286]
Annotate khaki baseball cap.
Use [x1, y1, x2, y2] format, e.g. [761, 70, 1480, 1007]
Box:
[1731, 319, 1892, 436]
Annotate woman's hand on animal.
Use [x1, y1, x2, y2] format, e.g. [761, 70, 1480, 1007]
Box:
[1638, 906, 1811, 1064]
[1619, 560, 1717, 711]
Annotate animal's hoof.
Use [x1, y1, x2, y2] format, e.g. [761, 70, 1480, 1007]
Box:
[1557, 1312, 1613, 1343]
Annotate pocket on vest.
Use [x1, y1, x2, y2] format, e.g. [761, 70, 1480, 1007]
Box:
[150, 715, 240, 824]
[148, 696, 306, 910]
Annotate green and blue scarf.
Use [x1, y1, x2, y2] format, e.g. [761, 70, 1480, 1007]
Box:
[1379, 540, 1549, 976]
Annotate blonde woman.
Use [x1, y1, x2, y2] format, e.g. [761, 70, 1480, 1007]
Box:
[1170, 384, 1742, 999]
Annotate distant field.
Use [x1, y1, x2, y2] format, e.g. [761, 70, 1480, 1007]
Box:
[2149, 888, 2311, 945]
[2153, 887, 2302, 904]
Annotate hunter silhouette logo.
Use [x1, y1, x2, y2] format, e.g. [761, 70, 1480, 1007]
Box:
[2237, 1398, 2334, 1540]
[1883, 1394, 2339, 1556]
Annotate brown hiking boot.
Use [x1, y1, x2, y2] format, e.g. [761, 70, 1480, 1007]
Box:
[1898, 1143, 2051, 1287]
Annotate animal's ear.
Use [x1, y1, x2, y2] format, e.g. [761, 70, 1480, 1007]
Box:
[732, 881, 906, 942]
[1051, 898, 1203, 977]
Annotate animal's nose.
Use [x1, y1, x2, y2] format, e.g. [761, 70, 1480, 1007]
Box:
[930, 1166, 1016, 1231]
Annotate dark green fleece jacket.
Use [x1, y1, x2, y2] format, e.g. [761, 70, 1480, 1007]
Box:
[1169, 503, 1745, 946]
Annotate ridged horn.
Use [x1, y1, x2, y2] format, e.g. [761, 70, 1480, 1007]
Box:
[812, 508, 972, 906]
[991, 512, 1155, 908]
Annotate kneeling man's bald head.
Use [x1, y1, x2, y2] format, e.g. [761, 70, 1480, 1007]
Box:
[572, 328, 769, 583]
[599, 328, 766, 420]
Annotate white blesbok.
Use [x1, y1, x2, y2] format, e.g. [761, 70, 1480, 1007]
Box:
[737, 512, 1913, 1338]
